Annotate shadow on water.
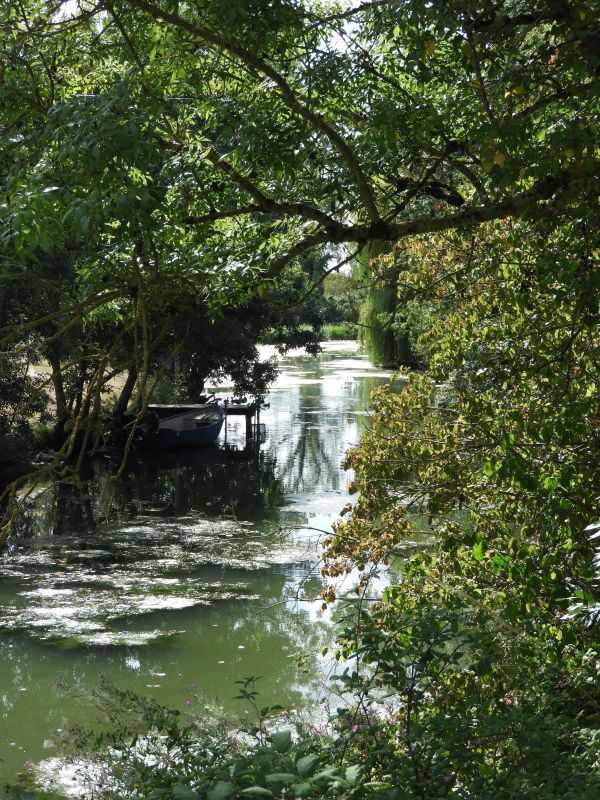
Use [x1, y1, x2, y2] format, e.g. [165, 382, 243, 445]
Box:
[14, 444, 285, 540]
[0, 343, 393, 784]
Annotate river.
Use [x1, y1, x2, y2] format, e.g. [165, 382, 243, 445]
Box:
[0, 342, 391, 789]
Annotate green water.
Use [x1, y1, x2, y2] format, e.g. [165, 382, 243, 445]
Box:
[0, 343, 391, 787]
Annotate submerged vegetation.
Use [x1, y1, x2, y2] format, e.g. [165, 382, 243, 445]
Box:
[1, 0, 600, 797]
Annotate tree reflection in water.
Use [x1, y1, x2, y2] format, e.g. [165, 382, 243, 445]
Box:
[12, 444, 286, 540]
[0, 344, 394, 783]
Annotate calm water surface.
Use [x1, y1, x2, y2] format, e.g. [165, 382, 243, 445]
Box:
[0, 342, 391, 786]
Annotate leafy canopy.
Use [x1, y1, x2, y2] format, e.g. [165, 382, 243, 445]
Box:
[2, 0, 598, 291]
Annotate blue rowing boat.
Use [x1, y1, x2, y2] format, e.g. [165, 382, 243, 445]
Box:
[138, 403, 225, 449]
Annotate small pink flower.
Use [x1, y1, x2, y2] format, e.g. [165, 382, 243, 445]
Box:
[184, 698, 193, 706]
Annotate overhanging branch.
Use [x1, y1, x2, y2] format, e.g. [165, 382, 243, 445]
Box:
[264, 165, 599, 277]
[265, 230, 332, 278]
[125, 0, 382, 225]
[203, 148, 347, 232]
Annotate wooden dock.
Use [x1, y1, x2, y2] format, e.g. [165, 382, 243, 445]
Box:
[223, 400, 260, 439]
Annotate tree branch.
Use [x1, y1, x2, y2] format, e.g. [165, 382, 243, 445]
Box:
[194, 165, 598, 277]
[362, 166, 600, 243]
[203, 147, 347, 232]
[182, 204, 262, 225]
[265, 230, 332, 278]
[125, 0, 382, 225]
[304, 0, 391, 28]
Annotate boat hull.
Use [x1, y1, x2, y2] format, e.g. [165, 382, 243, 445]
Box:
[139, 404, 225, 450]
[147, 419, 224, 448]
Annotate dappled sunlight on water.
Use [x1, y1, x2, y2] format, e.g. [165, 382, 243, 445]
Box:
[0, 342, 393, 784]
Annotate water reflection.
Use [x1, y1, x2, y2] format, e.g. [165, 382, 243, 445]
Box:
[0, 342, 391, 783]
[14, 446, 284, 542]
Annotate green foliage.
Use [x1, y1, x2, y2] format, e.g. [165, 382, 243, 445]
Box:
[322, 273, 366, 326]
[1, 0, 599, 467]
[323, 210, 600, 797]
[356, 243, 415, 367]
[0, 257, 58, 478]
[1, 789, 66, 800]
[2, 0, 600, 795]
[50, 677, 348, 800]
[321, 323, 358, 342]
[330, 596, 600, 800]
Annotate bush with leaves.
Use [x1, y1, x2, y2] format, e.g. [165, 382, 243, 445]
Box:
[321, 211, 600, 797]
[45, 677, 381, 800]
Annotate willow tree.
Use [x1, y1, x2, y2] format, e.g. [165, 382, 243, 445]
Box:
[356, 240, 412, 368]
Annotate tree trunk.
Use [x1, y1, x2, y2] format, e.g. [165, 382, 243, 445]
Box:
[111, 365, 138, 429]
[47, 353, 68, 423]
